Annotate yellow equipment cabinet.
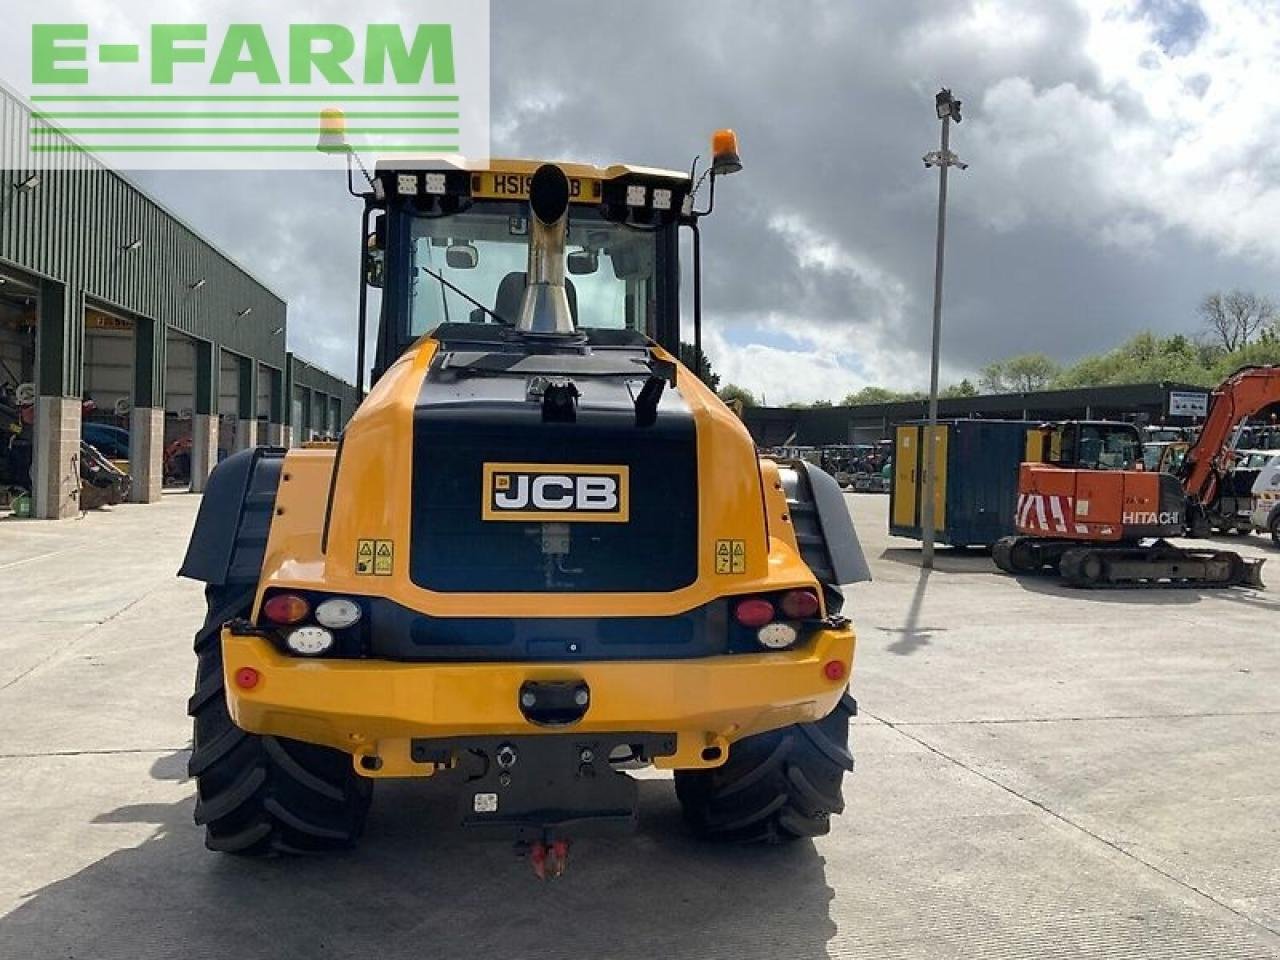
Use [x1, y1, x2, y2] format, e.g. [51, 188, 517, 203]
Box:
[890, 420, 1039, 548]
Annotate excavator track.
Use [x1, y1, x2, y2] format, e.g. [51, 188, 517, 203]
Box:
[1057, 542, 1265, 590]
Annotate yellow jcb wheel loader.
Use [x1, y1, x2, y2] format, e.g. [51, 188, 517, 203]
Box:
[179, 126, 869, 872]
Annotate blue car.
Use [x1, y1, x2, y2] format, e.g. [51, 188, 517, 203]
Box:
[82, 422, 130, 459]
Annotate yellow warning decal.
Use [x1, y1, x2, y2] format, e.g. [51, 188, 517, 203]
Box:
[356, 539, 375, 575]
[715, 539, 746, 574]
[356, 539, 394, 576]
[374, 540, 394, 576]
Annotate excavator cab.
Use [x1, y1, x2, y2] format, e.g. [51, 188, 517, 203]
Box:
[1031, 420, 1144, 472]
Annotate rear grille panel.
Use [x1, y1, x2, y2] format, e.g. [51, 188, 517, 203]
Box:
[410, 405, 699, 593]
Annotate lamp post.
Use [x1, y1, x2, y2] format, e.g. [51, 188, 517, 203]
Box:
[920, 88, 967, 569]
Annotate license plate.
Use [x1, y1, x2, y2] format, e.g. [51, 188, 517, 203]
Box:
[471, 172, 602, 203]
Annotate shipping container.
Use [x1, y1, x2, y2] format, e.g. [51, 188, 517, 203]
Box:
[890, 419, 1039, 547]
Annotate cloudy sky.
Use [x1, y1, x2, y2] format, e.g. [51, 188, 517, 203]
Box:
[134, 0, 1280, 404]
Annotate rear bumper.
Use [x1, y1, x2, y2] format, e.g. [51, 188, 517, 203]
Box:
[221, 625, 855, 776]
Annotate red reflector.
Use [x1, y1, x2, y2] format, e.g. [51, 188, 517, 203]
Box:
[780, 588, 820, 619]
[734, 597, 775, 628]
[263, 593, 310, 624]
[823, 660, 846, 682]
[234, 667, 261, 690]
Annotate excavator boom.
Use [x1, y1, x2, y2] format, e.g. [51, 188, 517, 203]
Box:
[1181, 366, 1280, 508]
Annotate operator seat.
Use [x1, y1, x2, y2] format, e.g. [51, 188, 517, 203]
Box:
[482, 272, 578, 325]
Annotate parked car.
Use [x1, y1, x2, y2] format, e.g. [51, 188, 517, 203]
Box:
[82, 422, 130, 459]
[1249, 452, 1280, 545]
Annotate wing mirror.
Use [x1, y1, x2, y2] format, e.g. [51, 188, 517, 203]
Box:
[446, 243, 479, 269]
[364, 236, 384, 288]
[567, 249, 599, 275]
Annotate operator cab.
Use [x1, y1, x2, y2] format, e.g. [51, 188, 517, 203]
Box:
[1037, 420, 1144, 472]
[365, 159, 696, 383]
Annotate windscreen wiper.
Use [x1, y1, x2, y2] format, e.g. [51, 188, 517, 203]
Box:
[420, 267, 509, 326]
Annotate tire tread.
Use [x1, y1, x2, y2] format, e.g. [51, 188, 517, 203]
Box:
[188, 585, 371, 856]
[675, 694, 854, 843]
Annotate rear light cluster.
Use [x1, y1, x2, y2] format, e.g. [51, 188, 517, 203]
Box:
[260, 592, 363, 657]
[732, 588, 822, 651]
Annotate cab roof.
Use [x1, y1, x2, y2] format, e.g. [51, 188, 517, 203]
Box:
[373, 155, 691, 184]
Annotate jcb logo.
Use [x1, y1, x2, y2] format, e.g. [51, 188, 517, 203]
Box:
[482, 463, 629, 523]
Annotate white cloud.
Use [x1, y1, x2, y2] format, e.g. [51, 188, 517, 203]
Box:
[121, 1, 1280, 397]
[963, 1, 1280, 266]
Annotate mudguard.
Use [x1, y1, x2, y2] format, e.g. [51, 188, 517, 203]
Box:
[780, 460, 872, 587]
[178, 447, 285, 586]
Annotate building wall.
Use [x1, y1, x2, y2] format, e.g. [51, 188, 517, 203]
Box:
[288, 353, 360, 434]
[743, 382, 1206, 447]
[0, 85, 287, 398]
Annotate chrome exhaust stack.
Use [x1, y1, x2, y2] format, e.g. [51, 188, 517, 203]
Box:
[515, 164, 576, 335]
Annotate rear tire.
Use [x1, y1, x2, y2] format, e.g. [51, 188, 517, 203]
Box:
[188, 585, 372, 855]
[1270, 512, 1280, 548]
[674, 692, 855, 843]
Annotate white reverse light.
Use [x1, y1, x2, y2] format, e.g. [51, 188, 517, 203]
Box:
[286, 625, 335, 656]
[397, 174, 419, 196]
[756, 622, 799, 651]
[424, 172, 447, 195]
[315, 597, 362, 629]
[652, 188, 673, 211]
[625, 184, 647, 207]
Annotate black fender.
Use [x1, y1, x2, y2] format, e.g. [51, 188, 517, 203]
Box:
[778, 460, 871, 613]
[178, 447, 286, 586]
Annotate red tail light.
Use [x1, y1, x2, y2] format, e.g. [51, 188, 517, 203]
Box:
[263, 593, 310, 624]
[733, 597, 775, 628]
[780, 589, 820, 619]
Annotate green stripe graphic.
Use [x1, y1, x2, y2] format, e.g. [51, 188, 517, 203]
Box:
[32, 127, 461, 136]
[33, 111, 460, 119]
[31, 95, 459, 103]
[31, 144, 460, 153]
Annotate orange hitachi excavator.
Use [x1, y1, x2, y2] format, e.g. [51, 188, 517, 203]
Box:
[993, 366, 1279, 588]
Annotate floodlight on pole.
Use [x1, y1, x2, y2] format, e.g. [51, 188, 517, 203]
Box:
[919, 87, 968, 571]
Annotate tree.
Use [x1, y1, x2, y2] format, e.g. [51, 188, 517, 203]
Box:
[1051, 331, 1214, 388]
[941, 379, 978, 398]
[718, 383, 757, 408]
[840, 386, 924, 406]
[1214, 335, 1280, 380]
[1199, 290, 1276, 352]
[679, 341, 720, 391]
[980, 354, 1060, 393]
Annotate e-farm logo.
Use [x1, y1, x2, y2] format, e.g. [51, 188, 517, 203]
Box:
[3, 1, 490, 170]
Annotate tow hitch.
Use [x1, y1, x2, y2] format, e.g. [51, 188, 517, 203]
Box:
[411, 731, 676, 874]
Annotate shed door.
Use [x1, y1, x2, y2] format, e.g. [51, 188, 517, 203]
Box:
[893, 426, 919, 527]
[925, 425, 948, 531]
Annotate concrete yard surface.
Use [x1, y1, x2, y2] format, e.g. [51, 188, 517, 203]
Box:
[0, 493, 1278, 959]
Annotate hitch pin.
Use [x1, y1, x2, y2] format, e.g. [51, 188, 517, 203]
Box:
[529, 839, 571, 880]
